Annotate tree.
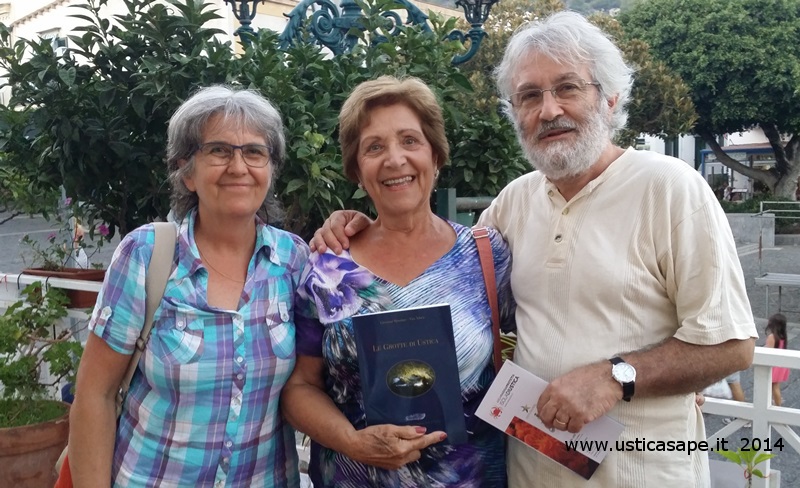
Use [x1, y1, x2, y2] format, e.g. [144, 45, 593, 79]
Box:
[621, 0, 800, 199]
[457, 0, 696, 147]
[589, 14, 697, 146]
[0, 0, 528, 239]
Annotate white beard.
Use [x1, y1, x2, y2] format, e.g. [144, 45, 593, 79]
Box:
[517, 103, 611, 181]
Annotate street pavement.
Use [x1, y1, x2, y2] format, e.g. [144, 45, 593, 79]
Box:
[0, 212, 119, 273]
[2, 212, 800, 485]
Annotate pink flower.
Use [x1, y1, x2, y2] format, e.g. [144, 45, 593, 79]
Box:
[64, 197, 72, 205]
[98, 224, 110, 237]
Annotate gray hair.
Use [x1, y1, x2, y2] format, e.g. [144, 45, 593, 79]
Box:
[166, 85, 286, 223]
[494, 11, 634, 137]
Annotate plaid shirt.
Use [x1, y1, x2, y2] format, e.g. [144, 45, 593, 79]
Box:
[90, 210, 308, 487]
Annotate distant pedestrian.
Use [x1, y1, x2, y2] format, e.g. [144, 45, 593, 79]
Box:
[69, 220, 89, 269]
[723, 184, 732, 201]
[721, 371, 751, 427]
[765, 313, 790, 406]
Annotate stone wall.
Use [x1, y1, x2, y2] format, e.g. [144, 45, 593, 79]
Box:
[726, 213, 775, 248]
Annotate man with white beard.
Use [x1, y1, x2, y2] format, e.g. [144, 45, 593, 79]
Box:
[477, 12, 756, 487]
[311, 11, 757, 488]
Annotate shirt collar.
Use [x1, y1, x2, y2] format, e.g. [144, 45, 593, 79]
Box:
[174, 209, 282, 280]
[543, 147, 632, 201]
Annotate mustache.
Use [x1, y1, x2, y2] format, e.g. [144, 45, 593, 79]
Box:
[536, 119, 578, 138]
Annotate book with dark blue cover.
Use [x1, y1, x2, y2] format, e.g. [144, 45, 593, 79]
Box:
[352, 303, 467, 445]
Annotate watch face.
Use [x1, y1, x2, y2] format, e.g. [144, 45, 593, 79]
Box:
[613, 363, 636, 383]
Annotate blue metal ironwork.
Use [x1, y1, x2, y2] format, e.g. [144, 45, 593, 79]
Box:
[278, 0, 431, 56]
[224, 0, 266, 45]
[447, 0, 496, 64]
[272, 0, 496, 65]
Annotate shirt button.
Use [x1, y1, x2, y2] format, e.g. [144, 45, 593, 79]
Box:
[236, 329, 243, 337]
[554, 234, 563, 243]
[236, 356, 243, 364]
[237, 373, 244, 380]
[547, 190, 554, 196]
[233, 316, 243, 324]
[176, 320, 186, 330]
[562, 208, 569, 215]
[225, 440, 233, 448]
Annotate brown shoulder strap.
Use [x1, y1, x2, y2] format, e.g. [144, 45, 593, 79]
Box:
[472, 226, 502, 373]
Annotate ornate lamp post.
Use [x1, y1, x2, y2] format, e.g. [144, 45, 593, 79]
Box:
[225, 0, 500, 65]
[448, 0, 499, 65]
[224, 0, 266, 45]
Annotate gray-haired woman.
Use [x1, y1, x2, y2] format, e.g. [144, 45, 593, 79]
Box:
[67, 86, 308, 487]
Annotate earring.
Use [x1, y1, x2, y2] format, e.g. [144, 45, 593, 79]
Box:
[358, 182, 364, 190]
[434, 169, 440, 179]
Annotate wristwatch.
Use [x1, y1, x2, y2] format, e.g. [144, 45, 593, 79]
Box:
[609, 357, 636, 402]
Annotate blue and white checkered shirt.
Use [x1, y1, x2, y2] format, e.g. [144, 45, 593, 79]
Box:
[90, 209, 308, 487]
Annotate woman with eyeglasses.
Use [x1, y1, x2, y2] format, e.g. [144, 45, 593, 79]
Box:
[65, 86, 308, 487]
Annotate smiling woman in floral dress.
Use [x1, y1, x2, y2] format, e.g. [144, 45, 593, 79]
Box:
[281, 76, 515, 487]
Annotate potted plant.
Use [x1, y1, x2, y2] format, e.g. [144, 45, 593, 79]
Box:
[21, 200, 110, 308]
[0, 282, 83, 487]
[718, 447, 775, 488]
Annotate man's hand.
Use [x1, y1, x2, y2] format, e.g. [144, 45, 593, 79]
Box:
[341, 425, 446, 470]
[536, 362, 621, 433]
[309, 210, 372, 254]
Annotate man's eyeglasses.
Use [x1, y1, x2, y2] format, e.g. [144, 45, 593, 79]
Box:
[509, 79, 601, 110]
[195, 142, 271, 167]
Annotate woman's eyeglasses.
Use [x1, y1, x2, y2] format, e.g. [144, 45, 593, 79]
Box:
[195, 142, 271, 167]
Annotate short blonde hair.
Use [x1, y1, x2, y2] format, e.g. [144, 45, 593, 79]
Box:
[338, 76, 449, 183]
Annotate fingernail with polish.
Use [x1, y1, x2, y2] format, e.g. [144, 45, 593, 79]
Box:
[415, 427, 427, 434]
[440, 433, 448, 441]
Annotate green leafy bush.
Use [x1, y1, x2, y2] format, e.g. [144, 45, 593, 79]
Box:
[0, 283, 81, 427]
[0, 0, 527, 240]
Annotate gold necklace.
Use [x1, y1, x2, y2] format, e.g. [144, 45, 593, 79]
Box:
[197, 245, 246, 283]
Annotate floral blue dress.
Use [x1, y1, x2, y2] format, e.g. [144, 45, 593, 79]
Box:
[295, 221, 515, 488]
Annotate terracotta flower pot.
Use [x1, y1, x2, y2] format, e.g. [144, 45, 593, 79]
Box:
[0, 402, 70, 488]
[22, 268, 106, 309]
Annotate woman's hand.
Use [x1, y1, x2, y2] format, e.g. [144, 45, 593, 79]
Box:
[309, 210, 372, 254]
[695, 392, 705, 406]
[342, 425, 447, 470]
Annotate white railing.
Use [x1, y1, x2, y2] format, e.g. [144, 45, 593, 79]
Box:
[0, 272, 102, 307]
[703, 347, 800, 488]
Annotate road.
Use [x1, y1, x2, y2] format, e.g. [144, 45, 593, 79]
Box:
[0, 212, 119, 273]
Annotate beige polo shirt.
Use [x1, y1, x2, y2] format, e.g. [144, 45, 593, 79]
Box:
[478, 148, 757, 488]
